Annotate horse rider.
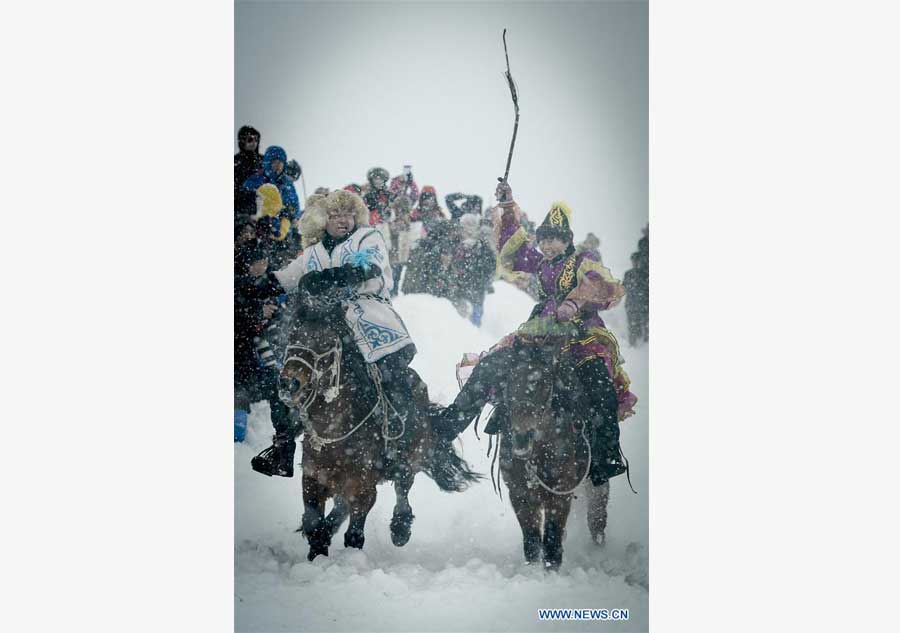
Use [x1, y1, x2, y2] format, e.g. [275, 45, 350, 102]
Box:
[436, 181, 638, 486]
[248, 189, 418, 477]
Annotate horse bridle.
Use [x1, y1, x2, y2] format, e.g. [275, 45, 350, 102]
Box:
[278, 338, 343, 410]
[277, 338, 402, 452]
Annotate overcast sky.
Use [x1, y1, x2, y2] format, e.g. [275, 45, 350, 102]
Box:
[236, 0, 647, 276]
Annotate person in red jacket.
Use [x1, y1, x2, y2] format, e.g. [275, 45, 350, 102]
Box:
[410, 186, 446, 235]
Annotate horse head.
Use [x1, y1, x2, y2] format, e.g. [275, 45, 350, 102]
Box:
[505, 337, 567, 458]
[278, 291, 349, 411]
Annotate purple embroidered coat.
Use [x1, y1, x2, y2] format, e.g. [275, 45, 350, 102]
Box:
[493, 205, 637, 421]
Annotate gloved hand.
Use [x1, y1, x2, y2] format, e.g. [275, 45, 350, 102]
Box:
[555, 299, 579, 322]
[301, 264, 382, 295]
[301, 268, 336, 295]
[495, 180, 514, 207]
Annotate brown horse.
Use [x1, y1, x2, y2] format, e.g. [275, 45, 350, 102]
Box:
[279, 298, 480, 561]
[495, 338, 607, 570]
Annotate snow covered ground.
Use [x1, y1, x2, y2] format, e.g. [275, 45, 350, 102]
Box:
[235, 281, 648, 632]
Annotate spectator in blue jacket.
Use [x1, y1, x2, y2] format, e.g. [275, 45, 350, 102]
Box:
[242, 145, 302, 222]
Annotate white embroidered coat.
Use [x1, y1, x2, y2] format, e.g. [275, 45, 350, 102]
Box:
[273, 227, 414, 363]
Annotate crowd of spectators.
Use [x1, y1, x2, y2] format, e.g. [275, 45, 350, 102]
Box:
[233, 124, 647, 441]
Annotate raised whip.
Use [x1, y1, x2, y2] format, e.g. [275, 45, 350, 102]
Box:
[498, 28, 520, 186]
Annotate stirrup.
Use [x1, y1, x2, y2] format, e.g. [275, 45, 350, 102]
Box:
[251, 443, 294, 478]
[250, 445, 277, 477]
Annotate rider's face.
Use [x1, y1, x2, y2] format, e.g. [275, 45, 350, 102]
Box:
[538, 237, 568, 259]
[326, 210, 356, 238]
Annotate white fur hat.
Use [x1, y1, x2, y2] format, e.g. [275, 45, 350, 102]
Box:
[299, 189, 370, 250]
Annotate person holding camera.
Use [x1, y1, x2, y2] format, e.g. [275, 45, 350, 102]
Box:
[389, 164, 419, 204]
[234, 243, 292, 462]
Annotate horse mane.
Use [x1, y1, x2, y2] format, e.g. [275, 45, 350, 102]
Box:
[294, 289, 345, 326]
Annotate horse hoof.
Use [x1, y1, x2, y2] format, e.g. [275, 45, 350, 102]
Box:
[543, 559, 562, 572]
[390, 513, 415, 547]
[592, 533, 607, 548]
[307, 545, 328, 561]
[344, 531, 365, 549]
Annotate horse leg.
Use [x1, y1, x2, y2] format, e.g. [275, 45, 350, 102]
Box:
[506, 479, 543, 564]
[301, 475, 331, 561]
[542, 494, 573, 571]
[389, 463, 416, 547]
[343, 481, 377, 550]
[324, 496, 349, 538]
[587, 481, 610, 547]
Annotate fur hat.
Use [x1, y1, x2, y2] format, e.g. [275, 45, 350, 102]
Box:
[253, 184, 290, 242]
[535, 201, 574, 244]
[298, 193, 328, 250]
[299, 189, 369, 250]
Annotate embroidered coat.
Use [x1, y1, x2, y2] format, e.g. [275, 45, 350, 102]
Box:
[273, 227, 414, 363]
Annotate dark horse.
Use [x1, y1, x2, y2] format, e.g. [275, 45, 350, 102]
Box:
[494, 337, 609, 570]
[279, 297, 480, 561]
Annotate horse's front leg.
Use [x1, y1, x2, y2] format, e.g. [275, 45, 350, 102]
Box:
[542, 493, 574, 571]
[389, 463, 416, 547]
[324, 496, 349, 538]
[504, 466, 543, 565]
[343, 478, 378, 550]
[302, 474, 331, 561]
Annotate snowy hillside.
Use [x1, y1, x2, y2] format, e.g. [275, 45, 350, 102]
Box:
[235, 281, 648, 632]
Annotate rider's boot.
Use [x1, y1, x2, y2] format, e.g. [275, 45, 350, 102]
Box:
[374, 347, 418, 448]
[383, 370, 415, 431]
[576, 358, 628, 486]
[589, 416, 627, 486]
[437, 346, 515, 440]
[251, 434, 296, 477]
[251, 396, 297, 478]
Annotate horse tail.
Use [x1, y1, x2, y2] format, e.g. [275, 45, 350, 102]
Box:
[423, 405, 483, 492]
